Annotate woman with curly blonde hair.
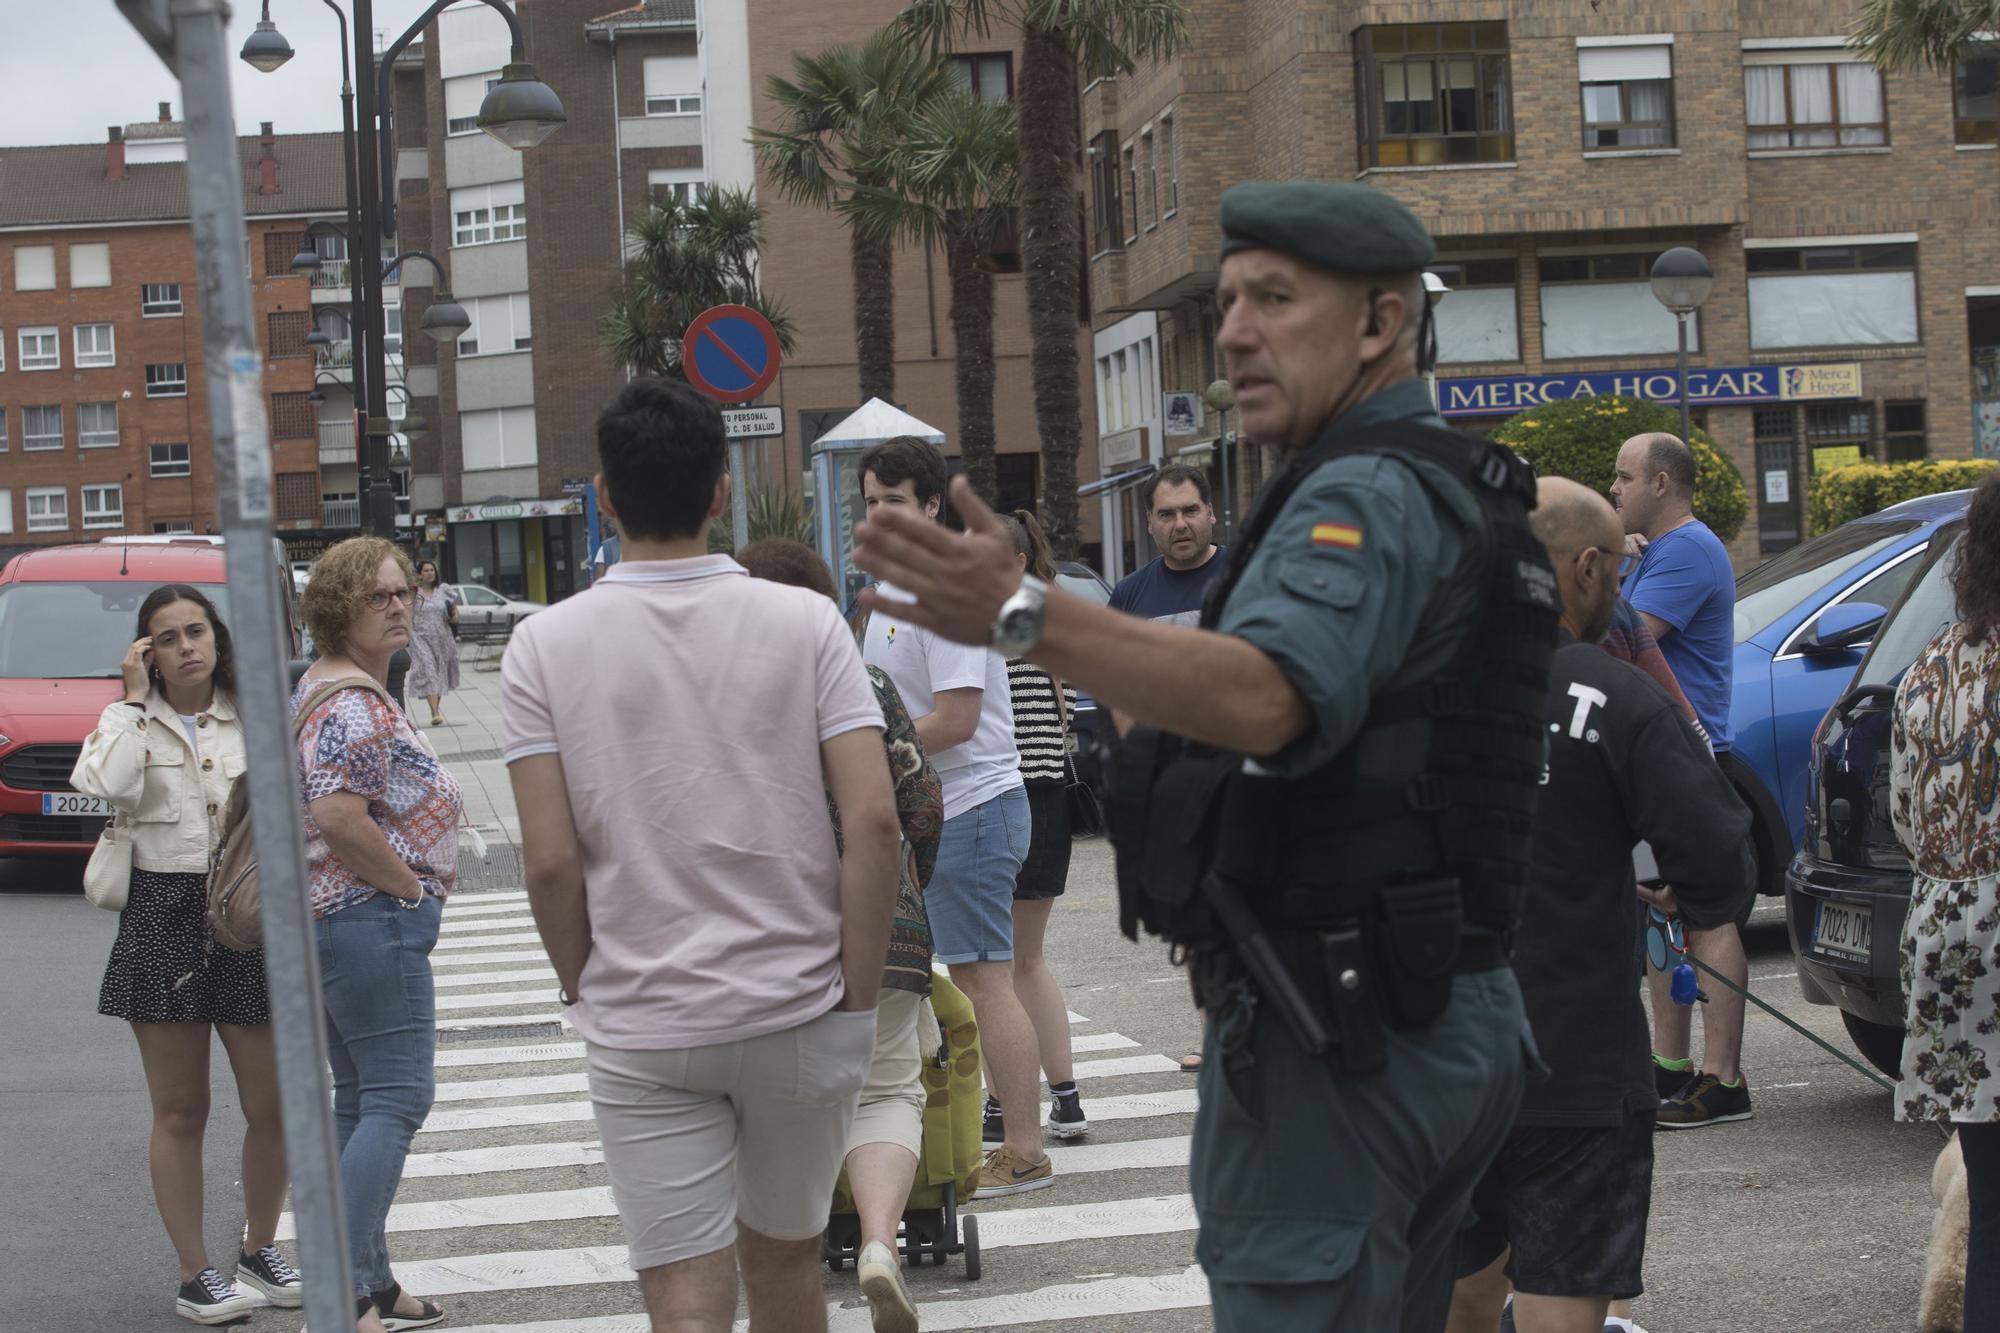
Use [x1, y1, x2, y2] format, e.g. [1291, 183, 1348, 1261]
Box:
[296, 537, 462, 1333]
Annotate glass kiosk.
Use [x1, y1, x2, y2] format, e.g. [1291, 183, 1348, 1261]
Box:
[810, 399, 948, 615]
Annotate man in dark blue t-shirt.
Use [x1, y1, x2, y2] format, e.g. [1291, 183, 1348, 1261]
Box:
[1108, 464, 1228, 626]
[1611, 431, 1752, 1130]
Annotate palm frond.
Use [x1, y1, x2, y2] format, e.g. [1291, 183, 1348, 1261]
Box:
[1850, 0, 2000, 70]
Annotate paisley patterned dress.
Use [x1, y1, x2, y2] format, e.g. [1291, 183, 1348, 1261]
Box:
[1890, 622, 2000, 1124]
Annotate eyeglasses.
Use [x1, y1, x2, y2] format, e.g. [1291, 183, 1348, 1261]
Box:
[365, 586, 414, 612]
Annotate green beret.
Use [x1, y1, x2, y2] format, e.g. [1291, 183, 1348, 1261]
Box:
[1219, 181, 1435, 275]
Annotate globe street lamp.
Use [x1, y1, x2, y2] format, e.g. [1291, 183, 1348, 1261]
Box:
[1202, 377, 1237, 542]
[239, 10, 295, 73]
[1650, 247, 1715, 449]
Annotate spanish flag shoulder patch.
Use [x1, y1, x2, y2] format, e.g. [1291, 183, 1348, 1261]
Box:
[1311, 522, 1364, 550]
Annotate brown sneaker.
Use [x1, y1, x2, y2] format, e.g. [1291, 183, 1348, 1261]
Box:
[975, 1144, 1053, 1198]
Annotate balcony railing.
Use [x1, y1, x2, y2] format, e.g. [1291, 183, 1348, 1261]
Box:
[315, 341, 354, 376]
[322, 499, 360, 528]
[319, 419, 356, 466]
[310, 261, 351, 291]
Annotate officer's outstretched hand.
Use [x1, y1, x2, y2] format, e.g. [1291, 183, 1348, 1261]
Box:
[855, 475, 1023, 649]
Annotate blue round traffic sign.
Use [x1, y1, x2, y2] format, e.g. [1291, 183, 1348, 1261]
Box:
[683, 304, 782, 404]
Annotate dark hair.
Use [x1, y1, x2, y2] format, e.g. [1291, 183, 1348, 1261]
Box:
[1954, 470, 2000, 644]
[1643, 433, 1698, 494]
[738, 538, 838, 603]
[135, 584, 236, 698]
[596, 377, 727, 541]
[1000, 510, 1059, 582]
[416, 559, 441, 584]
[857, 435, 947, 509]
[1141, 464, 1213, 513]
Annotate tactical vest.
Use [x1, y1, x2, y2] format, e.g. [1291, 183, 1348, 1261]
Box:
[1107, 418, 1560, 951]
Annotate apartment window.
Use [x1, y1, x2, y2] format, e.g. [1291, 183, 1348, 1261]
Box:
[0, 490, 11, 535]
[1539, 251, 1698, 358]
[384, 303, 402, 357]
[1430, 257, 1520, 363]
[78, 402, 119, 448]
[1089, 131, 1125, 254]
[268, 309, 310, 359]
[1578, 41, 1674, 149]
[1746, 241, 1917, 348]
[445, 74, 501, 136]
[151, 442, 192, 477]
[70, 242, 111, 288]
[142, 283, 184, 316]
[313, 231, 349, 263]
[1744, 55, 1887, 149]
[75, 323, 116, 368]
[1141, 129, 1159, 229]
[643, 55, 702, 116]
[647, 168, 710, 209]
[153, 520, 194, 534]
[20, 326, 60, 371]
[948, 53, 1012, 103]
[275, 473, 319, 523]
[461, 405, 538, 470]
[263, 230, 305, 277]
[1161, 112, 1180, 215]
[1355, 22, 1514, 168]
[26, 487, 67, 533]
[1955, 45, 2000, 144]
[0, 408, 8, 450]
[14, 245, 55, 291]
[271, 391, 314, 440]
[987, 213, 1022, 274]
[452, 181, 527, 246]
[23, 406, 62, 451]
[0, 330, 6, 372]
[82, 484, 123, 530]
[458, 293, 533, 356]
[146, 362, 189, 397]
[1885, 400, 1927, 461]
[1806, 403, 1875, 474]
[1121, 143, 1138, 241]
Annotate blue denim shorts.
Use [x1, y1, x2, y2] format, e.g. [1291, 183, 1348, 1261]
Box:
[927, 786, 1030, 964]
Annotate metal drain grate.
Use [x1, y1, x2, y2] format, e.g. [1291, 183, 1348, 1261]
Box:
[438, 747, 505, 763]
[437, 1021, 561, 1044]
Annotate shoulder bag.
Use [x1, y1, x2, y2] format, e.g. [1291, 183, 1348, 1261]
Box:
[1051, 675, 1106, 838]
[84, 812, 133, 911]
[208, 675, 396, 952]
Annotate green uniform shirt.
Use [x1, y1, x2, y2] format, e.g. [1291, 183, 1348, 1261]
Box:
[1218, 378, 1487, 778]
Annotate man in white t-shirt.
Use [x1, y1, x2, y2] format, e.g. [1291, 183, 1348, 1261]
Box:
[857, 436, 1053, 1199]
[503, 379, 901, 1333]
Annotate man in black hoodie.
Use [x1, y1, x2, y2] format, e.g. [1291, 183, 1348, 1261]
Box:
[1446, 478, 1752, 1333]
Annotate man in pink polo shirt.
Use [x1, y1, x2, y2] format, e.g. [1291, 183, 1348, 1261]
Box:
[502, 378, 902, 1333]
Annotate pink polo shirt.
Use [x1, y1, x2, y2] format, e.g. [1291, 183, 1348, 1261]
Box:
[501, 555, 884, 1049]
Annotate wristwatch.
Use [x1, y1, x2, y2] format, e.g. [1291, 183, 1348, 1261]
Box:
[991, 575, 1049, 657]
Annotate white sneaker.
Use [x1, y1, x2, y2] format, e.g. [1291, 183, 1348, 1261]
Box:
[856, 1240, 918, 1333]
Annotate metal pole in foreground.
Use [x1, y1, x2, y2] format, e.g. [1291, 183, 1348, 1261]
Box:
[118, 2, 356, 1327]
[729, 439, 751, 553]
[1676, 311, 1693, 449]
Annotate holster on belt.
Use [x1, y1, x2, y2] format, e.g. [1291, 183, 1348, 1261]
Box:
[1364, 878, 1463, 1030]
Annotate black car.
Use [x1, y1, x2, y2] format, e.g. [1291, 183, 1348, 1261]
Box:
[1786, 521, 1966, 1078]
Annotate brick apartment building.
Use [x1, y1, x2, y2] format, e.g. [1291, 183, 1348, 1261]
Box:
[1086, 0, 2000, 572]
[0, 106, 346, 553]
[387, 0, 1098, 601]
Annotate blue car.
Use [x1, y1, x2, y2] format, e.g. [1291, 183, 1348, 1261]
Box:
[1726, 490, 1972, 900]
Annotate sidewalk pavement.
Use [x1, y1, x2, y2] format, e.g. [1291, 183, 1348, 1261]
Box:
[429, 638, 524, 892]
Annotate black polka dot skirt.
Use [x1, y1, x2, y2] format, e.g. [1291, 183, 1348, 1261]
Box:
[97, 869, 271, 1025]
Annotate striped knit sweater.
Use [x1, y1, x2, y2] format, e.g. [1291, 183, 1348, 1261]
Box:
[1007, 660, 1077, 785]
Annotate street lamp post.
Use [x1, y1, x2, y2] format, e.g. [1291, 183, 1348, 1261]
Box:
[1649, 247, 1715, 446]
[1201, 378, 1236, 543]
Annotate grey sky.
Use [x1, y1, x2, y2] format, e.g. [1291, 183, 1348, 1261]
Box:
[4, 0, 447, 146]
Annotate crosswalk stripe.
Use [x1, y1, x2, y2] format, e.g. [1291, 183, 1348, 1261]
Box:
[431, 1051, 1179, 1105]
[421, 1086, 1197, 1136]
[435, 930, 545, 951]
[441, 913, 534, 934]
[435, 1006, 1093, 1033]
[1071, 1032, 1140, 1052]
[339, 1195, 1198, 1293]
[434, 966, 558, 991]
[433, 949, 551, 968]
[441, 903, 536, 922]
[430, 1030, 1139, 1076]
[435, 988, 559, 1014]
[450, 890, 527, 904]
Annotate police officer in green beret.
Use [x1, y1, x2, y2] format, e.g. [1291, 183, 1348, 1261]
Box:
[849, 180, 1559, 1331]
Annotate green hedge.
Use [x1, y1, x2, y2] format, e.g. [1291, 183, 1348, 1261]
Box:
[1805, 458, 1997, 536]
[1489, 395, 1748, 544]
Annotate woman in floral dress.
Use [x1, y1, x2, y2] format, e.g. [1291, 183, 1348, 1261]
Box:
[405, 559, 460, 727]
[1890, 470, 2000, 1329]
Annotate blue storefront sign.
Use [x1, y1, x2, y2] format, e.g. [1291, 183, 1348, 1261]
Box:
[1437, 362, 1863, 419]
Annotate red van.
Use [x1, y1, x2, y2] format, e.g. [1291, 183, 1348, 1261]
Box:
[0, 539, 298, 857]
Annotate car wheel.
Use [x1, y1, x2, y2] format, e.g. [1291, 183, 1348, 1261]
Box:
[1839, 1009, 1905, 1080]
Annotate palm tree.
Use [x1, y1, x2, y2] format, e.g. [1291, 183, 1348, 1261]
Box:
[1851, 0, 2000, 70]
[600, 186, 795, 379]
[755, 33, 955, 404]
[900, 0, 1187, 555]
[844, 88, 1021, 504]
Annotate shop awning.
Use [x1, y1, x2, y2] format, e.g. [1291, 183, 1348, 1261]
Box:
[1078, 463, 1157, 497]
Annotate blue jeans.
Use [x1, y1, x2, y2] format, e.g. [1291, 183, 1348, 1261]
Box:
[927, 787, 1031, 964]
[316, 891, 441, 1296]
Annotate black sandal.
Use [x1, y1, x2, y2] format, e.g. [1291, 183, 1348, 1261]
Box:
[369, 1283, 446, 1331]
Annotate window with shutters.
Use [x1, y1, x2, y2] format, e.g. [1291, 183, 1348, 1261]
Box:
[275, 472, 319, 522]
[264, 230, 306, 277]
[14, 246, 55, 291]
[1577, 40, 1675, 149]
[452, 182, 527, 247]
[445, 74, 501, 136]
[1746, 241, 1918, 349]
[1089, 131, 1124, 255]
[270, 391, 315, 439]
[70, 243, 111, 288]
[268, 309, 310, 358]
[643, 55, 702, 115]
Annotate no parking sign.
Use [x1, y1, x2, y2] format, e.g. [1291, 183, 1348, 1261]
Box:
[683, 304, 782, 404]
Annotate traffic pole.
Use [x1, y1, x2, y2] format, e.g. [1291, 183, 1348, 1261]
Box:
[116, 3, 356, 1328]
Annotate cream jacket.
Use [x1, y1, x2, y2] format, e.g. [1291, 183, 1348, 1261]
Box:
[71, 693, 247, 873]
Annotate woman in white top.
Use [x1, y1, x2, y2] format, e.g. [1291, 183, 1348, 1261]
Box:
[71, 584, 302, 1324]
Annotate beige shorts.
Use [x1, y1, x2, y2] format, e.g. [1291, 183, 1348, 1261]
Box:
[585, 1005, 877, 1270]
[847, 989, 927, 1160]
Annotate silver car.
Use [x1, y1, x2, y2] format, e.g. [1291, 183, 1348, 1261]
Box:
[446, 583, 546, 640]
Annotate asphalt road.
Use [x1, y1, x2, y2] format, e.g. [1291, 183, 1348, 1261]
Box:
[1, 849, 1951, 1333]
